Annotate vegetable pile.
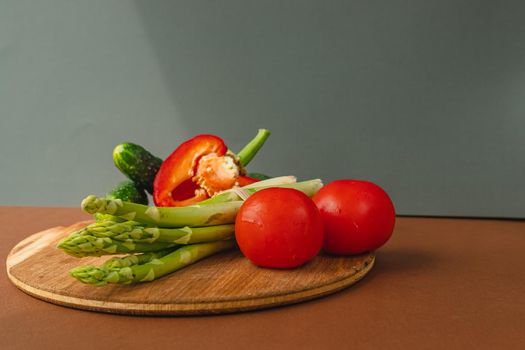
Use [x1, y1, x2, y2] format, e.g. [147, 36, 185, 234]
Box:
[58, 129, 395, 286]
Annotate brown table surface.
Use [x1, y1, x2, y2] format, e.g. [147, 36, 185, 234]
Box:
[1, 206, 524, 350]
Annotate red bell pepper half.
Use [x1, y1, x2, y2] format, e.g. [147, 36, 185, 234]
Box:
[153, 130, 269, 207]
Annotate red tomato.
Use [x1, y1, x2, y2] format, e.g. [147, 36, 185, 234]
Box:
[313, 180, 395, 255]
[235, 188, 324, 268]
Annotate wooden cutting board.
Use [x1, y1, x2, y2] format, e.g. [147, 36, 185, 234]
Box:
[6, 221, 375, 315]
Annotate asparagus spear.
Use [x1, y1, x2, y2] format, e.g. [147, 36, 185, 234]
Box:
[81, 196, 243, 227]
[94, 213, 125, 223]
[64, 220, 235, 244]
[103, 249, 175, 269]
[70, 249, 175, 285]
[57, 231, 179, 258]
[70, 240, 235, 285]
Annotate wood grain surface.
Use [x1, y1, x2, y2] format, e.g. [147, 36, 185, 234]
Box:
[6, 222, 375, 315]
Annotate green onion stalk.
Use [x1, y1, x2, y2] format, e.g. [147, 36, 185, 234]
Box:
[80, 178, 323, 227]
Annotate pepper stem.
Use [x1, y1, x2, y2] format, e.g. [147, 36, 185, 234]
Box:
[237, 129, 271, 167]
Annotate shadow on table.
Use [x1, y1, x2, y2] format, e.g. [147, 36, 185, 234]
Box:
[347, 247, 440, 290]
[375, 248, 438, 272]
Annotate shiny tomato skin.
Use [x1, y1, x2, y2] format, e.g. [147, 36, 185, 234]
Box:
[313, 180, 395, 255]
[235, 188, 324, 269]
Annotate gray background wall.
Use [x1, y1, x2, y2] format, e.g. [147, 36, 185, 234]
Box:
[1, 0, 524, 218]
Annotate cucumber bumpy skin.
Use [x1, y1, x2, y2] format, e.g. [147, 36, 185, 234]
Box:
[94, 180, 148, 222]
[108, 180, 148, 204]
[113, 143, 162, 194]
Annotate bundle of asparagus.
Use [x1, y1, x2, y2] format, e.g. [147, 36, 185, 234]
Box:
[58, 177, 323, 285]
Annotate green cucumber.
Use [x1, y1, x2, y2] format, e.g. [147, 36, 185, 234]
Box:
[107, 180, 148, 204]
[113, 143, 162, 194]
[247, 172, 272, 180]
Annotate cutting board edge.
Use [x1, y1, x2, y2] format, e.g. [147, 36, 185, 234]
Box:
[6, 255, 375, 316]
